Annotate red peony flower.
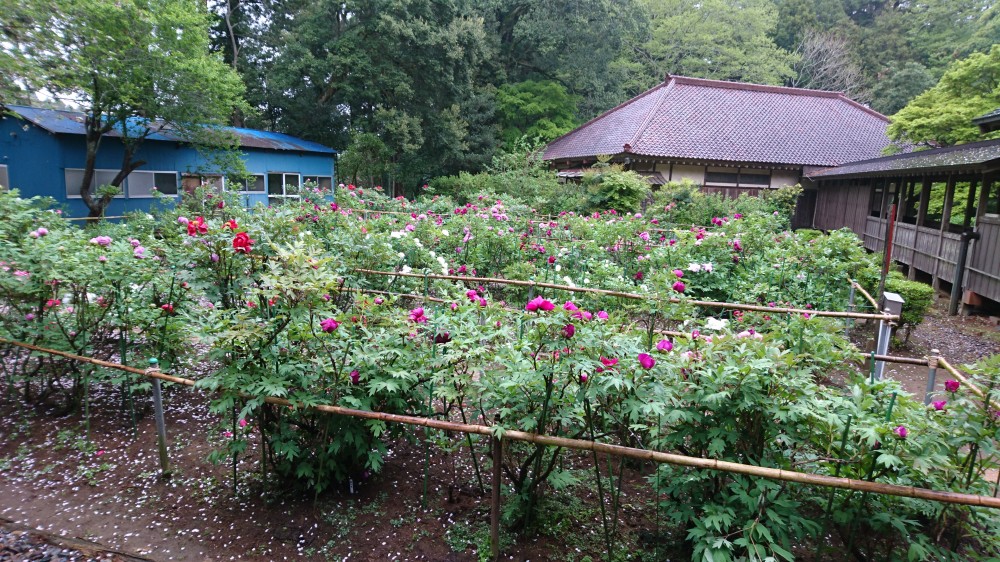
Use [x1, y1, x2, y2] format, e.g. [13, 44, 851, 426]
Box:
[232, 232, 254, 254]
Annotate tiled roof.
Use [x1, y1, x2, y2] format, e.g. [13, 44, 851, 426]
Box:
[973, 108, 1000, 124]
[544, 76, 892, 167]
[806, 139, 1000, 179]
[4, 105, 336, 154]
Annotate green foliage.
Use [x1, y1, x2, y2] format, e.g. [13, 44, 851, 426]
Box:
[887, 45, 1000, 147]
[635, 0, 798, 85]
[496, 80, 578, 148]
[884, 271, 936, 336]
[3, 188, 1000, 559]
[580, 166, 650, 215]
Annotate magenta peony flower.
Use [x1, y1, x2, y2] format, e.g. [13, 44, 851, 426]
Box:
[945, 380, 960, 392]
[656, 339, 673, 352]
[562, 324, 575, 339]
[579, 373, 588, 384]
[408, 307, 428, 323]
[894, 425, 908, 439]
[563, 301, 578, 311]
[600, 357, 618, 368]
[672, 269, 684, 278]
[932, 400, 947, 411]
[320, 318, 340, 332]
[525, 296, 555, 312]
[638, 353, 655, 370]
[596, 310, 609, 320]
[672, 281, 686, 292]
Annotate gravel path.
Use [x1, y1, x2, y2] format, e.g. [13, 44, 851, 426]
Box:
[1, 514, 156, 561]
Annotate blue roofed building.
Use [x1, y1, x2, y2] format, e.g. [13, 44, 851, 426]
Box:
[0, 105, 337, 217]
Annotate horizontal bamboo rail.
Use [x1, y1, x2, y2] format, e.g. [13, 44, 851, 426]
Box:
[340, 287, 451, 305]
[64, 215, 127, 221]
[354, 268, 899, 321]
[2, 337, 996, 509]
[938, 357, 1000, 413]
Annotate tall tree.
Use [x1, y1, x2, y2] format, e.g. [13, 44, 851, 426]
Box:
[247, 0, 497, 195]
[634, 0, 798, 86]
[1, 0, 248, 217]
[789, 29, 869, 102]
[480, 0, 647, 119]
[887, 45, 1000, 147]
[496, 80, 578, 147]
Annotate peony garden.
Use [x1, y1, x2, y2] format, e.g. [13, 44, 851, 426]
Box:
[2, 183, 1000, 561]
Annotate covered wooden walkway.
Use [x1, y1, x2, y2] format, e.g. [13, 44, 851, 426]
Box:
[807, 140, 1000, 307]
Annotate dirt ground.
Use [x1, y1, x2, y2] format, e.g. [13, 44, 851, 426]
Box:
[1, 292, 999, 562]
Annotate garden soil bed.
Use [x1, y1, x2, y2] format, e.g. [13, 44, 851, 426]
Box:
[2, 292, 999, 562]
[0, 376, 653, 561]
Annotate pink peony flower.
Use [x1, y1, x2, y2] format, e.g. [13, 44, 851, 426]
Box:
[408, 307, 428, 323]
[672, 269, 684, 278]
[320, 318, 340, 332]
[579, 373, 588, 384]
[932, 400, 947, 411]
[894, 425, 908, 439]
[600, 357, 618, 368]
[239, 418, 248, 428]
[563, 301, 578, 311]
[656, 339, 673, 352]
[638, 353, 655, 370]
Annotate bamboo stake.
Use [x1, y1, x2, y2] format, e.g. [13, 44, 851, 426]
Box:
[938, 357, 1000, 413]
[354, 269, 898, 321]
[3, 338, 999, 509]
[849, 279, 880, 311]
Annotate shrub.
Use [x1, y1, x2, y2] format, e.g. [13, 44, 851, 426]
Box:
[885, 272, 936, 343]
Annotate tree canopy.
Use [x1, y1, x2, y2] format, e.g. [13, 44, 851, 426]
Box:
[887, 45, 1000, 147]
[1, 0, 248, 216]
[6, 0, 1000, 194]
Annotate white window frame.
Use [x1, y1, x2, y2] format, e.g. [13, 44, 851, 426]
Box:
[303, 175, 333, 191]
[127, 170, 179, 198]
[65, 168, 124, 199]
[267, 172, 301, 199]
[241, 174, 266, 193]
[0, 164, 8, 189]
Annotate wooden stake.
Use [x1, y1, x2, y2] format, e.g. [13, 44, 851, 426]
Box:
[490, 424, 502, 561]
[148, 358, 171, 479]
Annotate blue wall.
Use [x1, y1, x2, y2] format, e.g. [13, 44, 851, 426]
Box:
[0, 114, 335, 217]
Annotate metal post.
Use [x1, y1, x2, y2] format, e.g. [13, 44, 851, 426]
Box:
[148, 358, 171, 478]
[875, 292, 905, 380]
[949, 229, 981, 316]
[490, 422, 502, 561]
[925, 349, 940, 405]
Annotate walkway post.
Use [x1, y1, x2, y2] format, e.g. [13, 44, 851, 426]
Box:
[949, 229, 981, 316]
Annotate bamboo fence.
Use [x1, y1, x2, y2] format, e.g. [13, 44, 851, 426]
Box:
[354, 268, 899, 321]
[1, 336, 998, 510]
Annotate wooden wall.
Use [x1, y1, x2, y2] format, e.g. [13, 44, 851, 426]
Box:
[813, 180, 871, 234]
